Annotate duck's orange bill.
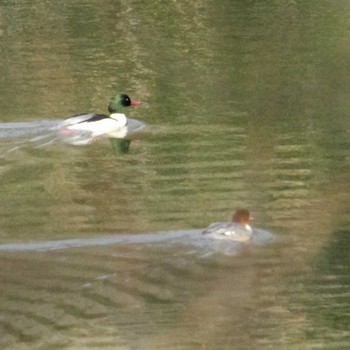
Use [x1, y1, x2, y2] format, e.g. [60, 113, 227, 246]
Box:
[131, 100, 142, 105]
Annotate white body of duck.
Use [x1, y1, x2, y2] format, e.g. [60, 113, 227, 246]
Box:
[58, 94, 144, 145]
[59, 113, 145, 145]
[203, 209, 254, 242]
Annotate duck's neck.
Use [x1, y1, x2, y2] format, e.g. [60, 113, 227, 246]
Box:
[110, 113, 127, 126]
[244, 224, 252, 232]
[108, 97, 123, 113]
[234, 221, 252, 232]
[109, 106, 122, 114]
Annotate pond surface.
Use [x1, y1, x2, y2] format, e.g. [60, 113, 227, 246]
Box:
[0, 1, 349, 349]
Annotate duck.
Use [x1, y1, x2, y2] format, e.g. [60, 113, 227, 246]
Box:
[202, 209, 254, 241]
[58, 94, 143, 145]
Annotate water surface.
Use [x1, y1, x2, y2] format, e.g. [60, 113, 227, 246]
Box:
[0, 1, 349, 349]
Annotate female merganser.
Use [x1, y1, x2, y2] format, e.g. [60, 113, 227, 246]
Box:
[58, 94, 143, 145]
[203, 209, 254, 241]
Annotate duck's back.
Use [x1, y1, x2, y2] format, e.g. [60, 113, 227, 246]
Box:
[203, 222, 252, 241]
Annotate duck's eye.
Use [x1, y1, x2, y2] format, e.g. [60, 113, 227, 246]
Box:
[120, 94, 131, 106]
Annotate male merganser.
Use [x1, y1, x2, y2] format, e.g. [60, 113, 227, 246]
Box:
[202, 209, 254, 241]
[58, 94, 143, 145]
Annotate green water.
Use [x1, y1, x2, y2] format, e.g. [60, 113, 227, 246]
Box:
[0, 1, 349, 349]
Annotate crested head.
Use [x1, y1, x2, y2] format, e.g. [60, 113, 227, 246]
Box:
[108, 94, 130, 113]
[232, 209, 251, 225]
[108, 94, 141, 113]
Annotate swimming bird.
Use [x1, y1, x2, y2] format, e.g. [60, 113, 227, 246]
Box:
[202, 209, 254, 241]
[58, 94, 143, 145]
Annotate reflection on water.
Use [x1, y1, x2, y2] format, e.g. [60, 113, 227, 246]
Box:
[1, 228, 347, 350]
[0, 229, 279, 350]
[0, 0, 350, 349]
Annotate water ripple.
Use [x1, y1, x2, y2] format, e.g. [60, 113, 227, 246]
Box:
[0, 228, 273, 254]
